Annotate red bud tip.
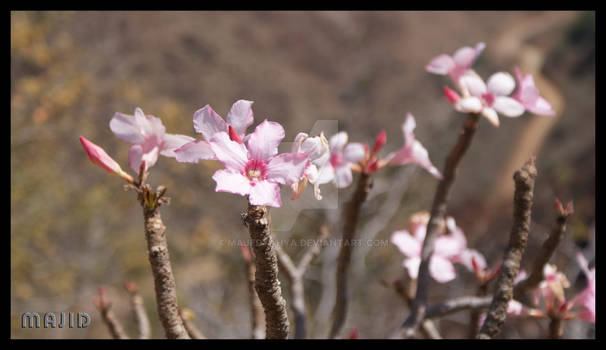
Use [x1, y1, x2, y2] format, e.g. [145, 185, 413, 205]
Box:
[349, 328, 359, 339]
[443, 86, 461, 104]
[123, 281, 137, 293]
[366, 159, 379, 174]
[372, 130, 387, 154]
[228, 125, 243, 144]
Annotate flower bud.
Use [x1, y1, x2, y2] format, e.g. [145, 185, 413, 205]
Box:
[80, 136, 134, 183]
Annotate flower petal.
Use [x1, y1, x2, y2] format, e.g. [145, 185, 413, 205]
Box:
[426, 54, 456, 75]
[79, 136, 125, 175]
[193, 105, 228, 141]
[266, 153, 310, 185]
[226, 100, 254, 137]
[391, 230, 421, 258]
[461, 74, 487, 97]
[175, 140, 216, 163]
[527, 97, 556, 116]
[110, 113, 144, 144]
[128, 144, 143, 173]
[329, 132, 348, 153]
[247, 120, 285, 161]
[343, 143, 366, 163]
[404, 257, 421, 280]
[249, 180, 282, 207]
[493, 97, 525, 117]
[160, 134, 196, 157]
[402, 113, 416, 147]
[316, 164, 336, 185]
[209, 132, 249, 171]
[455, 97, 483, 113]
[487, 72, 516, 96]
[212, 169, 251, 196]
[429, 256, 457, 283]
[334, 164, 354, 188]
[458, 249, 487, 272]
[452, 46, 477, 68]
[434, 235, 465, 260]
[481, 107, 500, 127]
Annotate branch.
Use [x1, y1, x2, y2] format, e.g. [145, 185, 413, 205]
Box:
[123, 282, 151, 339]
[137, 183, 189, 339]
[244, 204, 290, 339]
[398, 114, 480, 337]
[390, 278, 442, 339]
[549, 317, 563, 339]
[513, 198, 573, 302]
[276, 226, 330, 339]
[330, 172, 372, 338]
[241, 245, 265, 339]
[179, 308, 206, 339]
[477, 157, 537, 339]
[93, 287, 129, 339]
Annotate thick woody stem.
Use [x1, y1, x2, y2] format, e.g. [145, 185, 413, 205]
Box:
[549, 317, 563, 339]
[243, 246, 265, 339]
[513, 201, 573, 302]
[179, 309, 206, 339]
[244, 204, 289, 339]
[276, 226, 330, 339]
[143, 202, 189, 339]
[330, 172, 372, 338]
[399, 114, 480, 337]
[124, 282, 151, 339]
[477, 158, 537, 339]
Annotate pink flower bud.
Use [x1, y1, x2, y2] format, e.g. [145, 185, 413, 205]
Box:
[372, 130, 387, 155]
[240, 244, 252, 262]
[349, 328, 359, 339]
[443, 86, 461, 104]
[80, 136, 134, 183]
[555, 198, 574, 217]
[228, 125, 243, 144]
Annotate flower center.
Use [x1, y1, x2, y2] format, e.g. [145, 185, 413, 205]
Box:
[330, 153, 343, 168]
[244, 159, 266, 182]
[481, 92, 495, 107]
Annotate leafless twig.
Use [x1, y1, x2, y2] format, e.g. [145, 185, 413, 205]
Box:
[179, 308, 206, 339]
[329, 172, 372, 338]
[275, 225, 330, 338]
[93, 287, 129, 339]
[123, 282, 151, 339]
[241, 245, 265, 339]
[397, 114, 480, 338]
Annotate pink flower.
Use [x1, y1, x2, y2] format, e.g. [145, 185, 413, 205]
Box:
[512, 67, 556, 116]
[174, 100, 254, 164]
[426, 42, 486, 88]
[455, 71, 526, 127]
[316, 132, 366, 189]
[208, 120, 309, 208]
[385, 113, 442, 179]
[110, 107, 194, 172]
[443, 217, 488, 274]
[391, 212, 464, 283]
[290, 132, 330, 200]
[572, 253, 595, 322]
[79, 136, 134, 183]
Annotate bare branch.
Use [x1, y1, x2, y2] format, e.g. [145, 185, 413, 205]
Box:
[179, 308, 206, 339]
[123, 282, 151, 339]
[93, 287, 129, 339]
[513, 198, 573, 302]
[330, 172, 373, 338]
[398, 114, 480, 337]
[477, 157, 537, 339]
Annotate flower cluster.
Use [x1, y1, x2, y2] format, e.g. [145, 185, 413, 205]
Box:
[391, 212, 484, 283]
[428, 43, 556, 127]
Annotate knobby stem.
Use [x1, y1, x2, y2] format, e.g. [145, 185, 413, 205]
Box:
[244, 204, 290, 339]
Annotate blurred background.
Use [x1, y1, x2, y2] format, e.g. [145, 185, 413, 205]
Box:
[11, 11, 594, 339]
